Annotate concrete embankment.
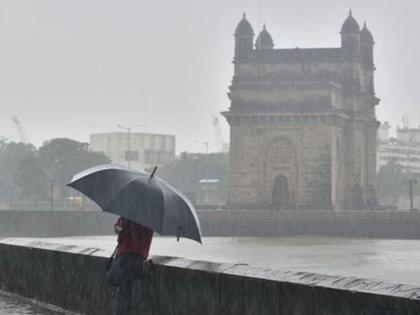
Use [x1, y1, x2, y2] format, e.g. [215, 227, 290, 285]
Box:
[2, 209, 420, 239]
[0, 239, 420, 315]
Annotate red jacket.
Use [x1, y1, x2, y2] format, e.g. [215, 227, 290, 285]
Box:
[115, 217, 153, 259]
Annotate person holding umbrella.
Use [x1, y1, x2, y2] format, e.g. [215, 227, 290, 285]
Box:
[105, 216, 153, 315]
[68, 164, 202, 313]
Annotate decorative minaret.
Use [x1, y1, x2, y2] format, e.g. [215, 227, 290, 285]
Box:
[340, 10, 361, 61]
[360, 22, 374, 67]
[255, 24, 274, 50]
[234, 13, 254, 58]
[361, 22, 375, 94]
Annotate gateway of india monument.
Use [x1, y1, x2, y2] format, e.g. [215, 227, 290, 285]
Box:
[223, 11, 380, 210]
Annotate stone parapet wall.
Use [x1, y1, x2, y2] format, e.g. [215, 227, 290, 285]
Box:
[0, 239, 419, 315]
[1, 210, 420, 238]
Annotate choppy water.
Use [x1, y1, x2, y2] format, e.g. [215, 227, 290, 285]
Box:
[27, 236, 420, 286]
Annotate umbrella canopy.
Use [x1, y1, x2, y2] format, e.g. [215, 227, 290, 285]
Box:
[67, 164, 202, 243]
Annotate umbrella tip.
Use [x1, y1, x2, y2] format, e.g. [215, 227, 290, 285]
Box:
[149, 166, 158, 181]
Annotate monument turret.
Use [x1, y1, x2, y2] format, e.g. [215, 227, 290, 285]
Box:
[234, 13, 254, 58]
[341, 11, 361, 61]
[255, 24, 274, 50]
[361, 22, 375, 68]
[360, 22, 375, 94]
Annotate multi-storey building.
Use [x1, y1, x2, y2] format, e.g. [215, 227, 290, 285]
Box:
[90, 132, 176, 170]
[378, 126, 420, 174]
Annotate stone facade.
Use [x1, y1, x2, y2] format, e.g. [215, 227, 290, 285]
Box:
[223, 12, 380, 210]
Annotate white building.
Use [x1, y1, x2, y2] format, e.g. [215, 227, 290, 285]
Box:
[90, 132, 176, 170]
[377, 124, 420, 173]
[378, 121, 391, 143]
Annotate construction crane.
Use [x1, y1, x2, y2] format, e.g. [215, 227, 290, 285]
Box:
[211, 115, 229, 153]
[12, 117, 28, 144]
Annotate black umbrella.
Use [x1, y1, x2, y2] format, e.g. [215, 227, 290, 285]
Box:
[67, 164, 202, 243]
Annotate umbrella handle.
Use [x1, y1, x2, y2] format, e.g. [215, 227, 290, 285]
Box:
[176, 226, 183, 242]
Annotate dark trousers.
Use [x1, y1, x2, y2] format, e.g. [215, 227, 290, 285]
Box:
[105, 253, 144, 315]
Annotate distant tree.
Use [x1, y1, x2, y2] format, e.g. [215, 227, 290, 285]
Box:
[156, 152, 229, 204]
[0, 138, 8, 197]
[0, 140, 46, 202]
[0, 138, 111, 206]
[14, 152, 48, 201]
[0, 137, 7, 148]
[376, 159, 408, 206]
[38, 138, 111, 200]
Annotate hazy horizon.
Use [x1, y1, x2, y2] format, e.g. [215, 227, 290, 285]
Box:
[0, 0, 418, 153]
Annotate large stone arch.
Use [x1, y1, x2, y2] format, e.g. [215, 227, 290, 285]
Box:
[263, 136, 298, 209]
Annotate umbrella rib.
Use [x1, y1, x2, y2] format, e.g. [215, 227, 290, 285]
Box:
[153, 179, 169, 232]
[154, 177, 200, 241]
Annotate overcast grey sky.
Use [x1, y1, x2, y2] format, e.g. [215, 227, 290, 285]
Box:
[0, 0, 417, 152]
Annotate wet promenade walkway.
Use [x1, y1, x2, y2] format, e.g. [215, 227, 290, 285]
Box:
[0, 291, 74, 315]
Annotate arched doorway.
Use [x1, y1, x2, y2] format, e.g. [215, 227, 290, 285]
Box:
[264, 136, 297, 209]
[272, 175, 290, 210]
